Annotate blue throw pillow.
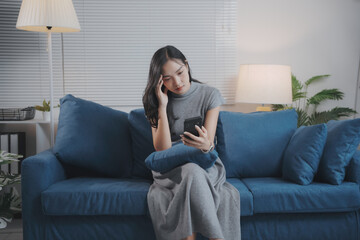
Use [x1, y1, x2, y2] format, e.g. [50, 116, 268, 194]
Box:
[345, 150, 360, 184]
[316, 118, 360, 185]
[282, 124, 327, 185]
[54, 94, 133, 178]
[128, 109, 155, 179]
[216, 109, 298, 178]
[145, 142, 218, 173]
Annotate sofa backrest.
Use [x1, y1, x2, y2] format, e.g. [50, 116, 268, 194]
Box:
[216, 109, 298, 178]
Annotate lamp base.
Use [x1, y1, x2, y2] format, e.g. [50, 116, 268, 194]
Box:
[256, 106, 272, 112]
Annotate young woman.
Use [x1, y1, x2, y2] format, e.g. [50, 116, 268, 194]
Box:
[143, 45, 241, 240]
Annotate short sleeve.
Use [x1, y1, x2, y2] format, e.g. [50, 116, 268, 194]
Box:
[207, 88, 226, 111]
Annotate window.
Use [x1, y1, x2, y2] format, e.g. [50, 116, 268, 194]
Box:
[0, 0, 238, 108]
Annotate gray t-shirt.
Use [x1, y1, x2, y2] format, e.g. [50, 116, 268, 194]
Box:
[166, 81, 225, 142]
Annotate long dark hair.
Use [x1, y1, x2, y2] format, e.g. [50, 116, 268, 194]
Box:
[142, 45, 201, 128]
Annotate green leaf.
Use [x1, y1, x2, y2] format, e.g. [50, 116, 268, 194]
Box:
[307, 89, 344, 105]
[296, 108, 309, 127]
[273, 106, 294, 111]
[272, 104, 285, 111]
[35, 99, 51, 111]
[329, 107, 357, 117]
[293, 91, 307, 102]
[305, 74, 330, 86]
[307, 107, 356, 125]
[291, 75, 306, 102]
[308, 111, 335, 125]
[35, 106, 44, 111]
[44, 100, 50, 111]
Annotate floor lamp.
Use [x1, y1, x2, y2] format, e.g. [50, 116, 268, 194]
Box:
[236, 64, 292, 111]
[16, 0, 80, 147]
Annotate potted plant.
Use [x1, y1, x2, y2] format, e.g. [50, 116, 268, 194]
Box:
[35, 100, 60, 121]
[35, 100, 50, 121]
[273, 74, 356, 127]
[0, 150, 22, 229]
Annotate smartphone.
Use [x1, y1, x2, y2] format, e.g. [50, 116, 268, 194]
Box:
[184, 116, 203, 139]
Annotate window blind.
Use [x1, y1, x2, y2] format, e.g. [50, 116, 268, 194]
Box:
[0, 0, 238, 108]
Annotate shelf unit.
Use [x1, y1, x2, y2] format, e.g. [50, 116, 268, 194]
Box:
[0, 120, 53, 154]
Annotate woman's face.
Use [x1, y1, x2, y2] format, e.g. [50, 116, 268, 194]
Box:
[161, 59, 190, 95]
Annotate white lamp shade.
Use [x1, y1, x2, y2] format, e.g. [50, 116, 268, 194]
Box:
[16, 0, 80, 32]
[235, 64, 292, 104]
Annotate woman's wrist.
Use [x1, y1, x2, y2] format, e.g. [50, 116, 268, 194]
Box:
[158, 106, 167, 117]
[201, 141, 214, 153]
[158, 105, 167, 112]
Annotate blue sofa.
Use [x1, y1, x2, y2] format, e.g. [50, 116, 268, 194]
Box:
[22, 95, 360, 240]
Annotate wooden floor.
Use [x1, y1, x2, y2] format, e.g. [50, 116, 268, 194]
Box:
[0, 218, 23, 240]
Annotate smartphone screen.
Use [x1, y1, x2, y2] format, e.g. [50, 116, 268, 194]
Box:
[184, 116, 203, 139]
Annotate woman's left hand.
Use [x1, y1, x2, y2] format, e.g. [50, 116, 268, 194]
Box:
[180, 125, 211, 151]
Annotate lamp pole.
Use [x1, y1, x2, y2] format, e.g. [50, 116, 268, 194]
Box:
[16, 0, 81, 148]
[47, 30, 54, 147]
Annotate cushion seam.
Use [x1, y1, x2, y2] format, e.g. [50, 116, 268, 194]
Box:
[240, 180, 255, 215]
[253, 206, 360, 214]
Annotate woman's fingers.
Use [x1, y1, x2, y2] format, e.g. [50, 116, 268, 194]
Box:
[157, 75, 162, 92]
[156, 74, 169, 107]
[181, 135, 202, 148]
[201, 126, 208, 135]
[181, 127, 208, 149]
[182, 132, 198, 141]
[195, 125, 206, 137]
[181, 133, 198, 143]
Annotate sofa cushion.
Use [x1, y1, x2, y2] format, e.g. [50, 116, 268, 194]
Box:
[145, 142, 218, 173]
[282, 123, 327, 185]
[346, 150, 360, 187]
[54, 94, 133, 178]
[226, 178, 253, 216]
[216, 109, 297, 178]
[41, 177, 152, 216]
[128, 108, 155, 179]
[316, 118, 360, 185]
[242, 177, 360, 214]
[41, 177, 254, 218]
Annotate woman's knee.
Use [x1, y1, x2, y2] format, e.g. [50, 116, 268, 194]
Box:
[181, 163, 205, 176]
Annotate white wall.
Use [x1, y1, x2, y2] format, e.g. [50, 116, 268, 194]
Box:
[235, 0, 360, 114]
[3, 0, 360, 157]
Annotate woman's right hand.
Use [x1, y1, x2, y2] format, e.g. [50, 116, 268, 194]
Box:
[156, 75, 168, 108]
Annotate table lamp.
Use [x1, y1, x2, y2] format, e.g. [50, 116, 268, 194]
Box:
[235, 64, 292, 111]
[16, 0, 80, 147]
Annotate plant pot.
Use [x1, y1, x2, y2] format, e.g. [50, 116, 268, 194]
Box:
[42, 111, 50, 121]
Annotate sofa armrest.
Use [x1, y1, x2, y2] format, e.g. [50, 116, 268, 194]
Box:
[345, 150, 360, 186]
[21, 149, 66, 240]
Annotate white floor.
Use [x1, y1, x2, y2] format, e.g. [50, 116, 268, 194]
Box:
[0, 218, 23, 240]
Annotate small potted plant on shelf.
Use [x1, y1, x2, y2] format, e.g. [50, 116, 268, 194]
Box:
[0, 150, 22, 229]
[35, 99, 50, 121]
[35, 100, 59, 121]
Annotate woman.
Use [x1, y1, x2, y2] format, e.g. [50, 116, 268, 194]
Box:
[143, 45, 241, 240]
